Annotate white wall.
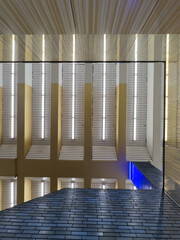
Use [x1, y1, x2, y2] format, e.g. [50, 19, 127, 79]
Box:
[147, 63, 154, 157]
[147, 63, 164, 171]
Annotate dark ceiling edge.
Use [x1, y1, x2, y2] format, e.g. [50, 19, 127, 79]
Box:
[0, 61, 165, 63]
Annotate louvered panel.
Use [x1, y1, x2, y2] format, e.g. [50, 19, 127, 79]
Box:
[91, 179, 116, 189]
[61, 63, 84, 146]
[160, 64, 164, 163]
[2, 178, 17, 210]
[92, 146, 117, 161]
[0, 145, 16, 159]
[60, 178, 84, 189]
[59, 146, 84, 160]
[26, 145, 50, 159]
[31, 181, 50, 199]
[126, 146, 151, 162]
[92, 63, 116, 146]
[2, 63, 17, 144]
[32, 63, 51, 145]
[126, 63, 147, 146]
[168, 62, 178, 146]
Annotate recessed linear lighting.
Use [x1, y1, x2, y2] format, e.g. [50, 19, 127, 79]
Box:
[165, 34, 169, 142]
[11, 181, 14, 207]
[41, 180, 45, 197]
[103, 34, 106, 140]
[41, 35, 45, 139]
[133, 34, 138, 141]
[71, 182, 75, 189]
[72, 34, 75, 140]
[11, 35, 15, 139]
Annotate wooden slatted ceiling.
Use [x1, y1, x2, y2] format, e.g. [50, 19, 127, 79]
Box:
[0, 0, 180, 34]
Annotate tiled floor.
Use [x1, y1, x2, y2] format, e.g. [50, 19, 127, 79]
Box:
[0, 163, 180, 240]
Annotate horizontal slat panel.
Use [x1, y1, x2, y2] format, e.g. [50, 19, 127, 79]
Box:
[126, 146, 151, 162]
[31, 181, 50, 199]
[2, 63, 17, 144]
[32, 63, 51, 145]
[61, 63, 84, 146]
[59, 178, 84, 189]
[92, 63, 116, 146]
[92, 146, 117, 161]
[2, 178, 17, 210]
[126, 63, 147, 146]
[91, 178, 117, 189]
[59, 146, 84, 160]
[0, 144, 16, 159]
[26, 145, 50, 159]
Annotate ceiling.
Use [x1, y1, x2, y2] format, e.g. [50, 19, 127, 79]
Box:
[0, 0, 180, 34]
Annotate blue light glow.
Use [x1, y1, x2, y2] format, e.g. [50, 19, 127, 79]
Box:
[129, 162, 153, 190]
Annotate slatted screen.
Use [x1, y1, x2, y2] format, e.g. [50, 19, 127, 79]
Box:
[32, 63, 51, 144]
[92, 63, 116, 146]
[31, 181, 50, 199]
[59, 178, 84, 189]
[61, 63, 84, 146]
[2, 63, 17, 144]
[126, 63, 147, 146]
[91, 179, 117, 189]
[2, 178, 17, 210]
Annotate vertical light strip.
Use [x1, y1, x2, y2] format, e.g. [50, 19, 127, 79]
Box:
[11, 35, 15, 139]
[165, 34, 169, 142]
[103, 34, 106, 140]
[11, 181, 14, 207]
[72, 34, 75, 139]
[41, 180, 45, 197]
[41, 35, 45, 139]
[71, 181, 75, 189]
[133, 35, 138, 141]
[102, 184, 106, 189]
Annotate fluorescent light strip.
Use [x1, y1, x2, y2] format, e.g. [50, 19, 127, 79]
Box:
[41, 35, 45, 139]
[41, 181, 45, 196]
[71, 182, 75, 189]
[11, 181, 14, 207]
[133, 35, 138, 141]
[11, 35, 15, 139]
[72, 34, 75, 139]
[165, 34, 169, 142]
[103, 34, 106, 140]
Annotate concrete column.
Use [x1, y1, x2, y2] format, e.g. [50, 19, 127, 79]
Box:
[17, 176, 24, 205]
[17, 63, 32, 158]
[147, 35, 164, 171]
[51, 63, 62, 160]
[0, 64, 2, 146]
[17, 63, 32, 204]
[50, 176, 58, 193]
[116, 63, 128, 188]
[84, 63, 92, 188]
[84, 63, 92, 161]
[153, 63, 164, 170]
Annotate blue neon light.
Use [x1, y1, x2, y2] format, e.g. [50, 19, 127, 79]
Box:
[129, 162, 153, 190]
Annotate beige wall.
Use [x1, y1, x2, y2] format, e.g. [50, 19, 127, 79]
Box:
[24, 177, 31, 202]
[0, 87, 2, 146]
[24, 84, 32, 156]
[51, 83, 62, 160]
